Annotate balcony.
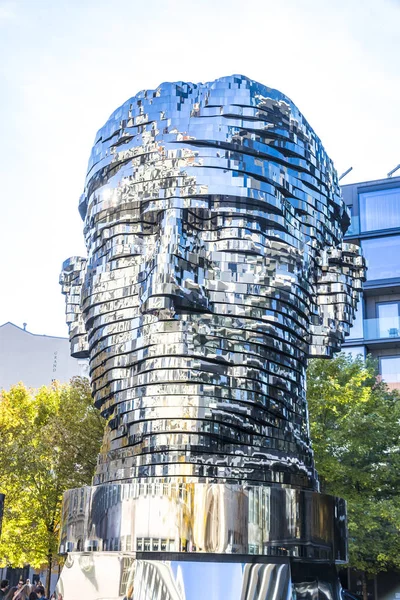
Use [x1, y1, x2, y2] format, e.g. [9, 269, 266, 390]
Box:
[363, 316, 400, 341]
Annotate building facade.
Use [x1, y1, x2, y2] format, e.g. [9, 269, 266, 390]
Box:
[0, 322, 88, 390]
[342, 175, 400, 390]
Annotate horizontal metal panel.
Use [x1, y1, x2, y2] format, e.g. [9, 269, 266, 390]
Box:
[59, 482, 346, 562]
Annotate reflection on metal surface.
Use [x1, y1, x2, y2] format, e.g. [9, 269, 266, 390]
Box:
[60, 75, 365, 490]
[58, 75, 363, 598]
[291, 561, 343, 600]
[56, 553, 343, 600]
[57, 553, 293, 600]
[59, 483, 346, 561]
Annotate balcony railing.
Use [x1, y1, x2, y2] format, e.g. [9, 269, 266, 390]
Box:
[363, 316, 400, 341]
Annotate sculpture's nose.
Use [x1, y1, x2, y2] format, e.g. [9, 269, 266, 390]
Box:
[139, 208, 209, 316]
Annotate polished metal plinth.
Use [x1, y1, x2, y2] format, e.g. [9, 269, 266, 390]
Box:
[57, 483, 346, 598]
[59, 483, 346, 561]
[57, 552, 343, 600]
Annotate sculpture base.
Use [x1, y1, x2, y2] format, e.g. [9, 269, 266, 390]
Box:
[57, 552, 343, 600]
[59, 483, 347, 560]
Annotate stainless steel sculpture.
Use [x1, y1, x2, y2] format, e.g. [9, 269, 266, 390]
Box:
[58, 75, 365, 600]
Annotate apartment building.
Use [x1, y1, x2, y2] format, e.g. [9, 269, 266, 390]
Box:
[341, 175, 400, 390]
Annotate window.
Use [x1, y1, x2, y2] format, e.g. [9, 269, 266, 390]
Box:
[376, 302, 400, 338]
[360, 187, 400, 232]
[348, 301, 364, 340]
[346, 205, 359, 235]
[380, 356, 400, 383]
[342, 346, 366, 360]
[361, 236, 400, 281]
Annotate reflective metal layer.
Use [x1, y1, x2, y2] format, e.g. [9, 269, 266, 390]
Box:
[60, 75, 365, 490]
[59, 482, 347, 562]
[58, 553, 293, 600]
[57, 553, 342, 600]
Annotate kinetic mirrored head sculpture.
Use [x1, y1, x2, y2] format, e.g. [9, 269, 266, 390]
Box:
[61, 75, 364, 492]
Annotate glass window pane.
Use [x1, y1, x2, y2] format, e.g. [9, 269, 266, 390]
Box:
[348, 301, 364, 339]
[378, 303, 399, 319]
[361, 236, 400, 281]
[380, 356, 400, 382]
[346, 205, 359, 236]
[342, 346, 366, 360]
[377, 302, 400, 338]
[359, 187, 400, 233]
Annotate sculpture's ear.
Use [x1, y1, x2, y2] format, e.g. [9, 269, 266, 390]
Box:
[60, 257, 89, 359]
[308, 242, 366, 358]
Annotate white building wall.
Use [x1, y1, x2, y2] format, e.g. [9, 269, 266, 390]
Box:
[0, 322, 88, 390]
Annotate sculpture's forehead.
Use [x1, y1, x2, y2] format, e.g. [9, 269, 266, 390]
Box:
[80, 75, 348, 240]
[101, 75, 294, 133]
[89, 75, 308, 164]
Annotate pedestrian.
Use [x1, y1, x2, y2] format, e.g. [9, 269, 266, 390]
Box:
[34, 587, 46, 600]
[4, 588, 17, 600]
[0, 581, 9, 600]
[29, 592, 37, 600]
[14, 584, 30, 600]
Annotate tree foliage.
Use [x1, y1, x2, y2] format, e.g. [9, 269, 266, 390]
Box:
[0, 377, 104, 576]
[307, 354, 400, 576]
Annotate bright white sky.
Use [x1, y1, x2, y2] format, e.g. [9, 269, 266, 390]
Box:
[1, 0, 399, 337]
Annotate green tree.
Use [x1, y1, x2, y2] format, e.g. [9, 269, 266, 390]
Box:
[307, 354, 400, 600]
[0, 377, 104, 595]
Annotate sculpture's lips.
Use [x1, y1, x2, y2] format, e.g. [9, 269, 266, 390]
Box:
[90, 348, 304, 421]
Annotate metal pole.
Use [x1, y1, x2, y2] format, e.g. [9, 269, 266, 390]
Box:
[374, 574, 378, 600]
